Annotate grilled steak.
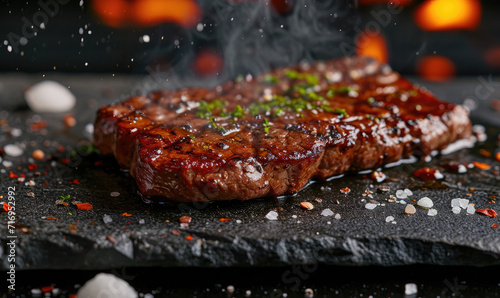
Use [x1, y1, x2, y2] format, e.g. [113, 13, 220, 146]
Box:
[94, 56, 472, 202]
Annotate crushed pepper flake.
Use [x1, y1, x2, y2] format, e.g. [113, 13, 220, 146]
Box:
[122, 212, 132, 217]
[186, 235, 193, 241]
[106, 235, 115, 243]
[27, 164, 37, 171]
[44, 216, 58, 220]
[76, 203, 93, 210]
[219, 218, 231, 222]
[473, 162, 492, 170]
[300, 202, 314, 210]
[171, 229, 181, 235]
[493, 224, 498, 228]
[340, 187, 351, 194]
[9, 171, 18, 179]
[3, 202, 12, 211]
[476, 208, 498, 218]
[479, 149, 491, 158]
[179, 216, 192, 223]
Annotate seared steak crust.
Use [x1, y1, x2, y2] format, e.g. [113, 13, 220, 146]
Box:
[94, 57, 472, 202]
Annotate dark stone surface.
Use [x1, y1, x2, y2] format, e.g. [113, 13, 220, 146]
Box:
[1, 74, 500, 270]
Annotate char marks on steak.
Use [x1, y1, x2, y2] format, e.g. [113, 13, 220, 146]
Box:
[94, 56, 472, 202]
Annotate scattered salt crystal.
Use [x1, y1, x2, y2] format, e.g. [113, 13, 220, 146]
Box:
[399, 200, 407, 205]
[103, 214, 112, 224]
[466, 204, 475, 214]
[405, 204, 416, 215]
[3, 160, 13, 167]
[417, 197, 433, 209]
[335, 214, 341, 220]
[265, 211, 278, 220]
[10, 128, 22, 137]
[4, 144, 23, 157]
[392, 221, 397, 224]
[139, 219, 145, 224]
[77, 273, 137, 298]
[427, 209, 438, 216]
[321, 208, 334, 216]
[327, 221, 331, 224]
[320, 186, 331, 191]
[25, 80, 76, 113]
[458, 164, 467, 173]
[404, 189, 413, 196]
[291, 215, 297, 218]
[110, 191, 120, 197]
[405, 283, 418, 295]
[236, 219, 242, 224]
[31, 288, 42, 295]
[85, 123, 94, 134]
[365, 203, 378, 210]
[452, 206, 461, 214]
[396, 189, 407, 199]
[451, 198, 460, 208]
[459, 199, 469, 209]
[385, 216, 394, 222]
[226, 285, 235, 293]
[434, 170, 444, 180]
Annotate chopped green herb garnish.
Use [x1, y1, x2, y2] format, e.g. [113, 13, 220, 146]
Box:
[326, 89, 335, 98]
[263, 119, 271, 134]
[232, 105, 244, 118]
[285, 69, 319, 86]
[197, 99, 226, 119]
[263, 74, 278, 84]
[60, 194, 70, 202]
[334, 108, 349, 118]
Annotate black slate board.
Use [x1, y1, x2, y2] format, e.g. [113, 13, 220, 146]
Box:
[1, 74, 500, 270]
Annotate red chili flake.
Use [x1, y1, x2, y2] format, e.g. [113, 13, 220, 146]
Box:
[476, 208, 498, 218]
[20, 174, 25, 178]
[186, 235, 193, 241]
[3, 202, 12, 211]
[473, 162, 492, 170]
[413, 167, 439, 181]
[492, 224, 498, 228]
[41, 285, 53, 293]
[9, 171, 18, 179]
[58, 145, 65, 153]
[106, 235, 115, 243]
[496, 152, 500, 162]
[122, 212, 132, 217]
[43, 182, 49, 186]
[27, 164, 37, 171]
[76, 203, 93, 210]
[70, 179, 80, 184]
[340, 187, 351, 194]
[61, 158, 71, 164]
[479, 149, 491, 158]
[219, 218, 231, 222]
[179, 216, 192, 223]
[171, 229, 181, 235]
[31, 121, 48, 131]
[44, 216, 58, 220]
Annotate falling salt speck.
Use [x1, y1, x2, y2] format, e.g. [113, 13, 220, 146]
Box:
[40, 22, 46, 29]
[110, 191, 120, 197]
[31, 288, 42, 295]
[10, 128, 22, 137]
[196, 23, 204, 32]
[365, 202, 378, 210]
[427, 209, 438, 216]
[3, 160, 13, 168]
[466, 204, 475, 214]
[417, 197, 433, 209]
[79, 28, 84, 34]
[321, 208, 334, 217]
[4, 144, 23, 157]
[7, 45, 12, 52]
[140, 35, 150, 43]
[396, 189, 407, 199]
[85, 123, 94, 134]
[20, 37, 28, 46]
[458, 164, 467, 173]
[452, 206, 461, 214]
[385, 216, 394, 223]
[103, 214, 112, 224]
[265, 211, 278, 221]
[84, 62, 88, 66]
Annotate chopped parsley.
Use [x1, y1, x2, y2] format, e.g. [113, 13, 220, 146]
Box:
[263, 119, 271, 134]
[263, 74, 278, 84]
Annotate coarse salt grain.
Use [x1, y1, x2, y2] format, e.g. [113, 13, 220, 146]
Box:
[427, 209, 438, 216]
[365, 203, 378, 210]
[466, 204, 475, 214]
[321, 208, 334, 216]
[385, 216, 395, 222]
[434, 170, 444, 179]
[405, 283, 418, 295]
[4, 144, 23, 157]
[405, 204, 416, 215]
[103, 214, 112, 224]
[451, 198, 460, 208]
[110, 191, 120, 197]
[265, 211, 278, 220]
[404, 188, 413, 196]
[335, 214, 341, 220]
[417, 197, 433, 209]
[452, 206, 461, 214]
[396, 189, 407, 199]
[459, 199, 469, 209]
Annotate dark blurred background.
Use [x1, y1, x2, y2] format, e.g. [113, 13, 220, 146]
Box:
[0, 0, 499, 82]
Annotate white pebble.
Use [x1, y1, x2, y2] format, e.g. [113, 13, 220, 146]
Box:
[405, 283, 418, 295]
[396, 189, 407, 199]
[265, 211, 278, 220]
[385, 216, 394, 222]
[417, 197, 433, 209]
[404, 188, 413, 196]
[103, 214, 113, 224]
[25, 80, 76, 113]
[4, 144, 23, 157]
[365, 202, 378, 210]
[335, 213, 341, 220]
[291, 215, 297, 218]
[427, 209, 438, 216]
[459, 199, 469, 209]
[77, 273, 137, 298]
[466, 204, 475, 214]
[321, 208, 334, 216]
[452, 206, 461, 214]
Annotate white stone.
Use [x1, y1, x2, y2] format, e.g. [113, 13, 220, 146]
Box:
[405, 283, 418, 295]
[321, 208, 334, 216]
[427, 209, 438, 216]
[77, 273, 137, 298]
[417, 197, 433, 209]
[265, 211, 278, 220]
[25, 80, 76, 113]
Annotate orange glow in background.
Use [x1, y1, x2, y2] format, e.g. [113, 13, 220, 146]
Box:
[415, 0, 481, 31]
[416, 56, 456, 82]
[92, 0, 201, 28]
[356, 31, 388, 63]
[192, 50, 224, 77]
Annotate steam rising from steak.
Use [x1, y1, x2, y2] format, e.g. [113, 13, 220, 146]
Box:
[94, 56, 472, 202]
